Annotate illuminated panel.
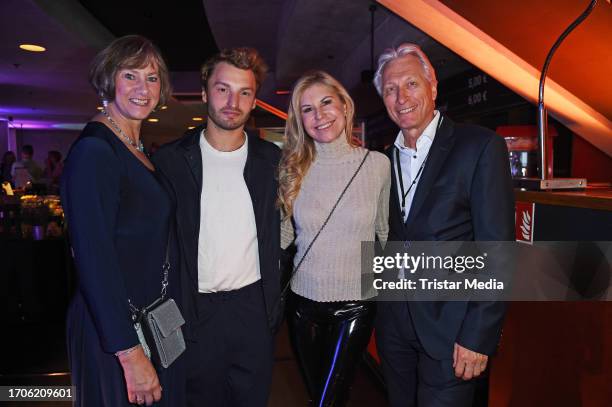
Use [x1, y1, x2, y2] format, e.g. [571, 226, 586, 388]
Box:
[378, 0, 612, 157]
[19, 44, 46, 52]
[256, 99, 288, 120]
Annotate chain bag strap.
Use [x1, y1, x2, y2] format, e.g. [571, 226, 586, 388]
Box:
[129, 233, 186, 368]
[278, 150, 371, 302]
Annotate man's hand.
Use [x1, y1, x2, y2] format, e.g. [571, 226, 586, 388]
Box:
[117, 346, 162, 405]
[453, 342, 488, 380]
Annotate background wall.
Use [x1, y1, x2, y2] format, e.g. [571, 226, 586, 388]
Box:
[572, 136, 612, 183]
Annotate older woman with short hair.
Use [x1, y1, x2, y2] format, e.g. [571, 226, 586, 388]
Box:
[61, 35, 183, 406]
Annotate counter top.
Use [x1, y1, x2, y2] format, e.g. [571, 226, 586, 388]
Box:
[515, 186, 612, 211]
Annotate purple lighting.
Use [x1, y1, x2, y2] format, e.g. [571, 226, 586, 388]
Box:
[0, 118, 75, 130]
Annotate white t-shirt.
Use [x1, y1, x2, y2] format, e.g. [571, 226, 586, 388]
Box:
[197, 131, 260, 292]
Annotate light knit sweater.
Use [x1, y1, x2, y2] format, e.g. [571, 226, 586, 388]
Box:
[281, 135, 391, 302]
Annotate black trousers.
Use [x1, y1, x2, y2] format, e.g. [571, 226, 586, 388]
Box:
[375, 302, 476, 407]
[186, 280, 274, 407]
[287, 291, 376, 407]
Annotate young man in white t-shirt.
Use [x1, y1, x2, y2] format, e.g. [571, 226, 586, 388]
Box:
[153, 47, 281, 407]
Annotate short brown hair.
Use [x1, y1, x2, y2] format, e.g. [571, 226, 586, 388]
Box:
[200, 47, 268, 92]
[89, 35, 171, 108]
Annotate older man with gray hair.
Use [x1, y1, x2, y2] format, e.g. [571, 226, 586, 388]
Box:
[373, 43, 514, 406]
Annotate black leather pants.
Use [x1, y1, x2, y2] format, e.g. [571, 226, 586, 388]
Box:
[287, 291, 376, 407]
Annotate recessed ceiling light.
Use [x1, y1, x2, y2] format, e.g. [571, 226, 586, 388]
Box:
[147, 118, 159, 123]
[19, 44, 46, 52]
[96, 106, 103, 111]
[160, 105, 168, 110]
[192, 117, 203, 121]
[188, 126, 195, 129]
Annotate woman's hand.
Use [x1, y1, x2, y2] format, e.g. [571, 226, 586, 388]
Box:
[117, 345, 162, 405]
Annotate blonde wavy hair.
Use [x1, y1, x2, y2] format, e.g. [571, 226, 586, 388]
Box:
[278, 71, 358, 218]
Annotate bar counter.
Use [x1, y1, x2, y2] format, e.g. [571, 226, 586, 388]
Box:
[515, 186, 612, 212]
[488, 187, 611, 406]
[1, 192, 69, 323]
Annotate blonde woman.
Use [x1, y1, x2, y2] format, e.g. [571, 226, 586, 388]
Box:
[279, 71, 390, 406]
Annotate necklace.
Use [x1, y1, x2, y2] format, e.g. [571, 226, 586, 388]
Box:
[101, 109, 144, 153]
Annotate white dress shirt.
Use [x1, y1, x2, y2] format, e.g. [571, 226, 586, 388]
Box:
[393, 111, 442, 222]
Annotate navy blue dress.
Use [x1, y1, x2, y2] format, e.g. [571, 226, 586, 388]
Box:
[61, 122, 184, 406]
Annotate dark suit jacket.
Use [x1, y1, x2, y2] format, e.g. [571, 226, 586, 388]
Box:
[386, 115, 514, 360]
[152, 126, 281, 340]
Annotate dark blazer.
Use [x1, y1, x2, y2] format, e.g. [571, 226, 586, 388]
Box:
[386, 115, 514, 360]
[152, 126, 281, 339]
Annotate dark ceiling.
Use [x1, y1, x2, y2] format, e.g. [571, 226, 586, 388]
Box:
[1, 0, 610, 156]
[78, 0, 218, 71]
[380, 0, 612, 157]
[439, 0, 612, 121]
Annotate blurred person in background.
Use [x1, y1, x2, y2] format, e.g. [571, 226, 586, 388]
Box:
[43, 150, 63, 183]
[12, 145, 43, 187]
[43, 150, 63, 191]
[0, 150, 16, 185]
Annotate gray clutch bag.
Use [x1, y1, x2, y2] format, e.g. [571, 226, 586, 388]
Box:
[141, 298, 186, 368]
[130, 238, 186, 369]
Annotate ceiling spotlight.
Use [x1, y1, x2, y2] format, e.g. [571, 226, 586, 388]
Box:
[19, 44, 46, 52]
[147, 118, 159, 123]
[96, 106, 103, 111]
[192, 117, 203, 121]
[188, 126, 195, 129]
[160, 105, 168, 110]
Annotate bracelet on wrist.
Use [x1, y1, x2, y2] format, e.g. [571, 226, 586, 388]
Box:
[115, 344, 140, 357]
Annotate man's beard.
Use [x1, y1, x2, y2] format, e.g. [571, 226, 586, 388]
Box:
[207, 105, 250, 131]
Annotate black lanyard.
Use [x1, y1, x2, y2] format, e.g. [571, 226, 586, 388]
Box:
[394, 117, 443, 219]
